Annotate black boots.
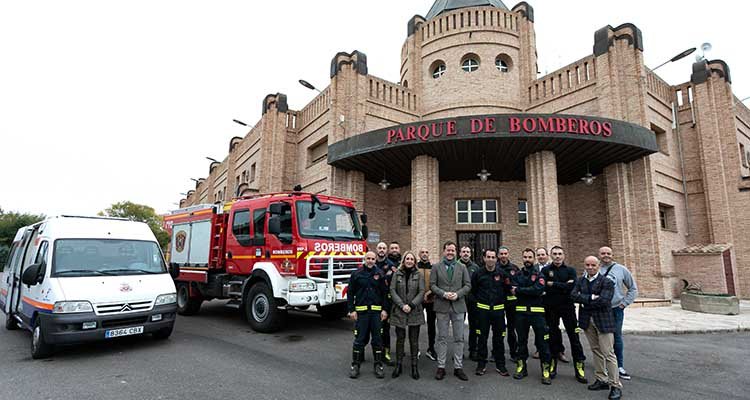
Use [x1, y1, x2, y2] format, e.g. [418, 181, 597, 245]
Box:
[373, 348, 385, 379]
[541, 362, 552, 385]
[392, 356, 403, 378]
[575, 361, 588, 384]
[608, 387, 623, 400]
[549, 358, 557, 379]
[349, 349, 361, 379]
[513, 359, 528, 379]
[411, 355, 420, 380]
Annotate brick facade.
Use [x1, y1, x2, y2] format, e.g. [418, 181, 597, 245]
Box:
[179, 2, 750, 299]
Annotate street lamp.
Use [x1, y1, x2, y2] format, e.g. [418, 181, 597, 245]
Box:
[477, 156, 491, 182]
[581, 163, 596, 186]
[378, 171, 391, 191]
[651, 47, 697, 71]
[299, 79, 322, 94]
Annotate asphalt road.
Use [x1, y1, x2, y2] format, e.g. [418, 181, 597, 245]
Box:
[1, 301, 748, 400]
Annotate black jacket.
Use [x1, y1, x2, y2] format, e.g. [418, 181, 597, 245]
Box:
[347, 265, 390, 313]
[471, 267, 511, 309]
[541, 262, 578, 306]
[461, 259, 481, 304]
[512, 265, 545, 309]
[571, 273, 616, 333]
[499, 261, 520, 302]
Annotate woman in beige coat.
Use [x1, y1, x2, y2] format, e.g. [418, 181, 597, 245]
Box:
[389, 251, 425, 379]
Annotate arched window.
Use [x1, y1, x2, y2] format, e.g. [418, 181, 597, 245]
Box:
[461, 54, 480, 72]
[495, 54, 513, 73]
[431, 61, 446, 79]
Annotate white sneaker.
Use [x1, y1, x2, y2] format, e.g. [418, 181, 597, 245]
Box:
[618, 367, 631, 380]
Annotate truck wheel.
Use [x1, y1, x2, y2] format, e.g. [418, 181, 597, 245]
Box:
[318, 303, 348, 321]
[31, 321, 54, 359]
[5, 313, 19, 330]
[244, 282, 286, 333]
[152, 325, 173, 340]
[176, 283, 202, 315]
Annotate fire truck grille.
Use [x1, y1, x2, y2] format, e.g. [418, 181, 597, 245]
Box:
[307, 257, 360, 280]
[96, 300, 153, 315]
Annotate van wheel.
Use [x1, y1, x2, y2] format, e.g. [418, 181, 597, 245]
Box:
[152, 326, 173, 340]
[31, 321, 54, 359]
[176, 283, 202, 315]
[244, 282, 286, 333]
[318, 303, 348, 321]
[5, 313, 19, 330]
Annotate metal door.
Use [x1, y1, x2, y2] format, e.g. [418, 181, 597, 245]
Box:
[456, 231, 502, 264]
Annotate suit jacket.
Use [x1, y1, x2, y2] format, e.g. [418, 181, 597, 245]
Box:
[571, 273, 616, 333]
[430, 258, 471, 313]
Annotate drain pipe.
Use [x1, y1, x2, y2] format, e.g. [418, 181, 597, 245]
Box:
[672, 100, 691, 236]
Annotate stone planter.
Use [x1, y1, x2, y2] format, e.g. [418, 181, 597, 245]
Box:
[680, 292, 740, 315]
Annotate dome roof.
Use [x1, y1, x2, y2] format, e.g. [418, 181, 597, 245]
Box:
[425, 0, 509, 20]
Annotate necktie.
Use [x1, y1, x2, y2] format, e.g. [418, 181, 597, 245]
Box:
[447, 264, 454, 281]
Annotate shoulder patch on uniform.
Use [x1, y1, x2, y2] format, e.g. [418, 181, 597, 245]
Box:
[494, 275, 501, 281]
[539, 278, 545, 286]
[374, 274, 380, 280]
[531, 274, 537, 282]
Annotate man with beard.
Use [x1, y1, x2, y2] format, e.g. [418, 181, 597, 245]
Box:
[497, 247, 519, 362]
[511, 248, 552, 385]
[541, 246, 587, 383]
[381, 241, 402, 365]
[430, 241, 472, 381]
[418, 248, 438, 361]
[471, 249, 510, 377]
[459, 245, 481, 361]
[374, 241, 396, 365]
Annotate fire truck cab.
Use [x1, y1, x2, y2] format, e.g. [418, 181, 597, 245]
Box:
[163, 191, 368, 333]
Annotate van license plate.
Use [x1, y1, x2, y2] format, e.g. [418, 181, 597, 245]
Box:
[105, 326, 144, 338]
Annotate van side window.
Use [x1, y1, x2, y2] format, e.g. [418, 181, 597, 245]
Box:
[1, 244, 18, 272]
[253, 209, 266, 243]
[33, 241, 49, 282]
[232, 209, 252, 246]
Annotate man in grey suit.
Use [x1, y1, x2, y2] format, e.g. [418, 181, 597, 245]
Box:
[430, 240, 472, 381]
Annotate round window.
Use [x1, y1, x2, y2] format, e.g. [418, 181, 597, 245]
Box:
[431, 61, 446, 79]
[495, 54, 513, 73]
[461, 57, 480, 72]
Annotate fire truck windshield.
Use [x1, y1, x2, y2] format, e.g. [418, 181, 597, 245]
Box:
[296, 201, 363, 241]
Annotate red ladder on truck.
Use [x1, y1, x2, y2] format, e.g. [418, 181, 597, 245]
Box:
[210, 213, 228, 269]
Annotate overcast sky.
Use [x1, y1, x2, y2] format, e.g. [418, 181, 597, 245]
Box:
[1, 0, 747, 217]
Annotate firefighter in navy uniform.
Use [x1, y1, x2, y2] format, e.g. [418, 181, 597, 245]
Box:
[541, 246, 587, 383]
[511, 248, 552, 385]
[348, 251, 390, 379]
[498, 247, 520, 362]
[471, 249, 511, 376]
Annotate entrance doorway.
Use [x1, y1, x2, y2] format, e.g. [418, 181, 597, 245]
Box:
[456, 231, 502, 264]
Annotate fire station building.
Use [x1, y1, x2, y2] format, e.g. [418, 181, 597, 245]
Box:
[179, 0, 750, 300]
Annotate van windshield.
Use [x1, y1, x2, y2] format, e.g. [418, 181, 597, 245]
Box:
[296, 201, 363, 241]
[52, 239, 167, 277]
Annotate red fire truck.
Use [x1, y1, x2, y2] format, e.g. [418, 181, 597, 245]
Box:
[163, 190, 368, 332]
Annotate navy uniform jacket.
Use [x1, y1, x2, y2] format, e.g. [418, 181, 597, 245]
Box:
[541, 263, 578, 306]
[471, 267, 511, 309]
[347, 265, 390, 313]
[512, 265, 546, 309]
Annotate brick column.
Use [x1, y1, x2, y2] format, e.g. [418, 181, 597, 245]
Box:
[411, 155, 440, 261]
[525, 151, 561, 249]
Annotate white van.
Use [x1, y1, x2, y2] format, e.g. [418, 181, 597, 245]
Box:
[0, 215, 179, 358]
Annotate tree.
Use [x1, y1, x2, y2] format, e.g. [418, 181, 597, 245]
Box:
[0, 207, 45, 265]
[99, 201, 170, 249]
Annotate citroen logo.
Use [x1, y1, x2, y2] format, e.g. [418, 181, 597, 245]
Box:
[120, 304, 132, 312]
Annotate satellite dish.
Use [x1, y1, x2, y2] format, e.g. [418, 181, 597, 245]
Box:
[701, 42, 712, 53]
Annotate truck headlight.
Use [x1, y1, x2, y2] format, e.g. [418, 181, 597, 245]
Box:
[53, 301, 93, 314]
[155, 293, 177, 305]
[289, 280, 316, 292]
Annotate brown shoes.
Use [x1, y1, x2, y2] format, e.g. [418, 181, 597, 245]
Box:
[557, 352, 570, 363]
[435, 367, 446, 380]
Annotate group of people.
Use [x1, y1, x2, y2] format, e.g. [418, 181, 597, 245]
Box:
[346, 240, 638, 400]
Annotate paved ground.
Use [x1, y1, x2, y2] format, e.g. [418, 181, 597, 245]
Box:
[622, 301, 750, 335]
[1, 301, 749, 400]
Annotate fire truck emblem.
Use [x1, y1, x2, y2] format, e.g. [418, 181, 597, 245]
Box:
[549, 271, 554, 278]
[175, 230, 187, 252]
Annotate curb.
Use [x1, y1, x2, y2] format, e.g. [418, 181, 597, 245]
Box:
[623, 326, 750, 336]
